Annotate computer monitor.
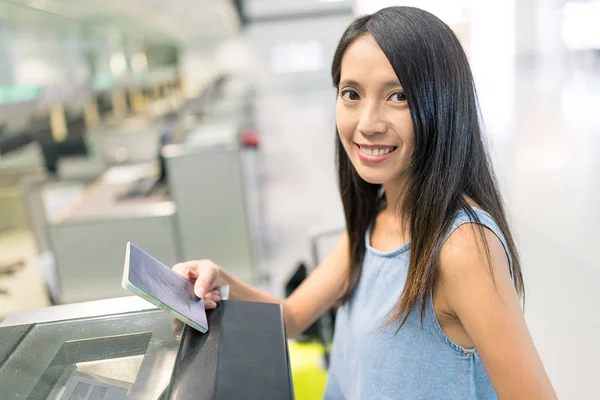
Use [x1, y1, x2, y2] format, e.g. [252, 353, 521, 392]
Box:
[39, 137, 88, 174]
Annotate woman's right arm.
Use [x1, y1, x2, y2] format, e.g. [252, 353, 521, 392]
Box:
[173, 233, 350, 339]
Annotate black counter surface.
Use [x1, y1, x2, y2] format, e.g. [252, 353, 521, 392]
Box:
[167, 300, 294, 400]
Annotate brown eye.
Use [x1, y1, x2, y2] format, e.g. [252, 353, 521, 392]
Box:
[388, 92, 407, 102]
[341, 90, 360, 101]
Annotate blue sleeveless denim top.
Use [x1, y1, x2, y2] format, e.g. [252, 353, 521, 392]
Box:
[324, 207, 514, 399]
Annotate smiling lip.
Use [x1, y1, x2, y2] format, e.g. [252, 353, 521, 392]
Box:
[355, 143, 397, 164]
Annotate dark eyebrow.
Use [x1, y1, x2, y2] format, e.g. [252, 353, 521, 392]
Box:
[339, 79, 404, 90]
[383, 80, 403, 89]
[339, 79, 361, 88]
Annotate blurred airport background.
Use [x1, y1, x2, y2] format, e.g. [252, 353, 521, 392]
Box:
[0, 0, 598, 398]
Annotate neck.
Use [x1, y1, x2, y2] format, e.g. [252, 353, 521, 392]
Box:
[382, 174, 409, 213]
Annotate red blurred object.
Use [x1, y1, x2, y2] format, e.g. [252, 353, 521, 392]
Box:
[241, 131, 259, 148]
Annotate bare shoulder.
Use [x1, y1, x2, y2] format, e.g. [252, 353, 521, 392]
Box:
[437, 224, 555, 399]
[439, 222, 511, 286]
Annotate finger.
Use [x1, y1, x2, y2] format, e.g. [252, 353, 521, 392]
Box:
[172, 262, 200, 280]
[171, 263, 188, 278]
[194, 265, 217, 298]
[205, 293, 221, 303]
[204, 300, 218, 309]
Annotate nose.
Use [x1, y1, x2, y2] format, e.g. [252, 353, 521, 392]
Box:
[356, 103, 386, 136]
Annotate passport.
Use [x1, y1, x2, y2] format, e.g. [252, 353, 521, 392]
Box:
[122, 242, 208, 333]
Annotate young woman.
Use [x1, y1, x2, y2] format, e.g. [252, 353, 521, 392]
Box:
[173, 6, 556, 399]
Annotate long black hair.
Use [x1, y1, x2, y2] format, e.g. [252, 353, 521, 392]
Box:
[332, 6, 524, 328]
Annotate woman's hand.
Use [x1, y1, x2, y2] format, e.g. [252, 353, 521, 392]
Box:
[172, 260, 224, 309]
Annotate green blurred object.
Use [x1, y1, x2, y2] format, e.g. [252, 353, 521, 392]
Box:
[0, 85, 43, 105]
[133, 72, 148, 83]
[93, 75, 115, 91]
[289, 340, 328, 400]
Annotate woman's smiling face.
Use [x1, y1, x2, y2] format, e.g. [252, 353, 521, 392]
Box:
[336, 34, 415, 185]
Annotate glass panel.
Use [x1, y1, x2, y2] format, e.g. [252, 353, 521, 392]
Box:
[75, 355, 144, 385]
[88, 386, 108, 400]
[0, 310, 181, 399]
[71, 381, 90, 399]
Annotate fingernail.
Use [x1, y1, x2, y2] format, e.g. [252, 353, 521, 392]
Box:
[195, 287, 206, 298]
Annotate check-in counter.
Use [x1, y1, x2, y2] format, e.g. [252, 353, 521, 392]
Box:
[162, 120, 260, 283]
[47, 164, 178, 304]
[0, 298, 293, 400]
[47, 120, 262, 303]
[91, 120, 164, 166]
[40, 79, 263, 303]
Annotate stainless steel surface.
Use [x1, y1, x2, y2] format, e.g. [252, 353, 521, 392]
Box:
[48, 165, 178, 303]
[0, 309, 179, 400]
[20, 174, 91, 254]
[49, 215, 178, 303]
[164, 121, 256, 282]
[51, 168, 173, 222]
[0, 296, 156, 327]
[94, 124, 163, 166]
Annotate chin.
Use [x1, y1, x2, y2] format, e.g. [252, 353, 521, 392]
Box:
[354, 168, 391, 185]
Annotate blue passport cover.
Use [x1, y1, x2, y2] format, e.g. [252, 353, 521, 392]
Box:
[122, 242, 208, 333]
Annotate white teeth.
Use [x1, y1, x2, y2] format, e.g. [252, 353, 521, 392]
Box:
[360, 146, 395, 156]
